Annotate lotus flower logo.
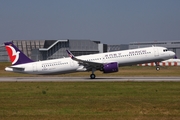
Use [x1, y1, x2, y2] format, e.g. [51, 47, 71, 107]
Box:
[5, 45, 20, 65]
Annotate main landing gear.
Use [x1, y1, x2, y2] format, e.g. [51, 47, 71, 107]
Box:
[90, 68, 96, 79]
[90, 74, 96, 79]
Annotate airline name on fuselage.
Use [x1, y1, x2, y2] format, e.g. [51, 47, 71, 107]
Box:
[104, 49, 147, 58]
[129, 50, 146, 54]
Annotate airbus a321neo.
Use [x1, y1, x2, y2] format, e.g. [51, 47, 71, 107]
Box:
[4, 42, 175, 79]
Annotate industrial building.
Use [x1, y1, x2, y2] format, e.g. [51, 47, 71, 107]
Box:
[1, 39, 108, 61]
[0, 44, 8, 61]
[108, 44, 129, 52]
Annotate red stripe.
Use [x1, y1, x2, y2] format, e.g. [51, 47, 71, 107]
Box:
[174, 62, 177, 66]
[168, 62, 171, 66]
[162, 62, 166, 66]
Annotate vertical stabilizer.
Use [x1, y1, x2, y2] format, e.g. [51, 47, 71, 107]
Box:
[4, 42, 34, 65]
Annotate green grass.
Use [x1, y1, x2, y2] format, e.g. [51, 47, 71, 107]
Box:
[1, 62, 180, 119]
[0, 82, 180, 120]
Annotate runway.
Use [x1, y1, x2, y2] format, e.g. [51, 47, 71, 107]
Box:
[0, 77, 180, 82]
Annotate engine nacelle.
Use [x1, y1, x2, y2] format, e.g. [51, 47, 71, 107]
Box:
[103, 62, 119, 73]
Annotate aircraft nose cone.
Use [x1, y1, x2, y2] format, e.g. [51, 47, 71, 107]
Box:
[171, 51, 176, 57]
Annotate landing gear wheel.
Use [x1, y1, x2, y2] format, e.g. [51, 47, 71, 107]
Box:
[155, 62, 160, 71]
[156, 67, 160, 71]
[90, 74, 96, 79]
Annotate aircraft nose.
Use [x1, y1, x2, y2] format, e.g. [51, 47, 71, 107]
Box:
[171, 51, 176, 58]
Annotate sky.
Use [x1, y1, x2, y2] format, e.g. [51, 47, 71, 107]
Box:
[0, 0, 180, 45]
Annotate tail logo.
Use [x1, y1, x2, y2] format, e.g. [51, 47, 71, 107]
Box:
[5, 45, 20, 65]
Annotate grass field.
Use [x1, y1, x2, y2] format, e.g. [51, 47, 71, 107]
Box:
[0, 82, 180, 120]
[0, 62, 180, 120]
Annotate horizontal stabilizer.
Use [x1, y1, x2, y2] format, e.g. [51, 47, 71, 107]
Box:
[5, 66, 25, 71]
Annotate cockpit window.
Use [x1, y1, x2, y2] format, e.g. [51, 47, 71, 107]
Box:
[163, 49, 168, 52]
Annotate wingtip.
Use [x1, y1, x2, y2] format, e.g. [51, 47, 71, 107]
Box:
[66, 50, 75, 59]
[66, 49, 71, 54]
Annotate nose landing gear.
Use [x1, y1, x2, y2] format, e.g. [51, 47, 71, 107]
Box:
[156, 67, 160, 71]
[155, 62, 160, 71]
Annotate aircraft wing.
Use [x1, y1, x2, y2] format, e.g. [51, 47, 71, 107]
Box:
[66, 50, 103, 69]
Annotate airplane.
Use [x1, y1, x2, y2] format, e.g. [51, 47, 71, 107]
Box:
[4, 41, 175, 79]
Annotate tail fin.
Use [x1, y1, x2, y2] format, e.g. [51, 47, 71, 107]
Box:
[4, 42, 34, 65]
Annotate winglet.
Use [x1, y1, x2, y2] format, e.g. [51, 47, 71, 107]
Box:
[66, 50, 75, 59]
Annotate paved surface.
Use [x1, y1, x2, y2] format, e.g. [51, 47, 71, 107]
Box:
[0, 77, 180, 82]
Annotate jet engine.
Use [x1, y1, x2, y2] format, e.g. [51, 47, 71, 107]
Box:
[102, 62, 119, 73]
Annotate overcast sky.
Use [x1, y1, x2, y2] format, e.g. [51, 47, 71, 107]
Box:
[1, 0, 180, 45]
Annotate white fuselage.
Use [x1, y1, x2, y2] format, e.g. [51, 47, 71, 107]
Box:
[5, 46, 175, 74]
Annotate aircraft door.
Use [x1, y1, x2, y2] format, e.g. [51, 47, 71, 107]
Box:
[32, 63, 37, 72]
[102, 56, 106, 64]
[154, 47, 159, 57]
[70, 59, 75, 67]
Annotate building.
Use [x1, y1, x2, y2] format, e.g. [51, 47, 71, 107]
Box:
[108, 44, 129, 52]
[1, 39, 107, 61]
[0, 44, 8, 61]
[38, 39, 106, 60]
[12, 40, 45, 60]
